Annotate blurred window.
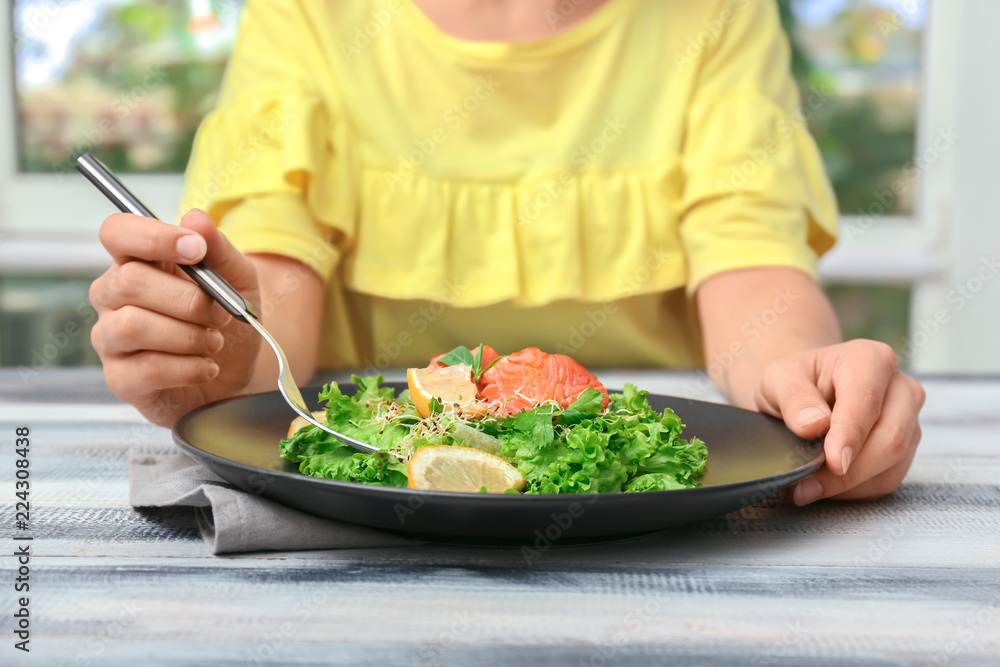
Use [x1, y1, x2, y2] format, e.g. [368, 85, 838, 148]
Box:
[0, 275, 99, 370]
[14, 0, 242, 174]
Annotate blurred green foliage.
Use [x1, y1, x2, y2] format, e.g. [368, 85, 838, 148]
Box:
[778, 0, 919, 216]
[824, 283, 911, 352]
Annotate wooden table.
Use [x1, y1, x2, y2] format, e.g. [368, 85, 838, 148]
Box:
[1, 369, 998, 666]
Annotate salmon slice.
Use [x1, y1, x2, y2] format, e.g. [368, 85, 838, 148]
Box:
[479, 347, 609, 414]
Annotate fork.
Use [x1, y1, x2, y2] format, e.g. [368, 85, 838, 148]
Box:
[76, 153, 386, 457]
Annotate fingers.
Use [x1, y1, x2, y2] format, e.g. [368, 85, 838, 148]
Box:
[790, 375, 923, 505]
[791, 426, 920, 505]
[755, 358, 831, 441]
[820, 340, 898, 475]
[756, 340, 924, 507]
[99, 213, 208, 266]
[97, 208, 257, 292]
[90, 260, 232, 326]
[96, 208, 257, 311]
[178, 209, 258, 294]
[90, 208, 262, 420]
[92, 306, 226, 358]
[830, 426, 921, 501]
[103, 351, 220, 400]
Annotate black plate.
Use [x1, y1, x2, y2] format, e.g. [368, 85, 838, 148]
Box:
[172, 383, 824, 543]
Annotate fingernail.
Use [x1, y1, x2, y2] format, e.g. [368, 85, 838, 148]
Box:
[206, 360, 220, 379]
[797, 407, 827, 426]
[210, 304, 232, 328]
[841, 446, 853, 475]
[176, 235, 206, 262]
[207, 330, 224, 354]
[793, 478, 823, 505]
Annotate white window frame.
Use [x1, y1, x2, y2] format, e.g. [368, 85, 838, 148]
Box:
[1, 0, 996, 371]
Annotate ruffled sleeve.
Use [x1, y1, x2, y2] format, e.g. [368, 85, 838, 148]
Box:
[678, 0, 839, 294]
[177, 0, 352, 282]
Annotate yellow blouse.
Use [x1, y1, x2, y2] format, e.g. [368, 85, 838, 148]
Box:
[179, 0, 838, 371]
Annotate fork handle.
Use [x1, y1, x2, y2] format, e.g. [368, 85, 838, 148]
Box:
[76, 153, 258, 323]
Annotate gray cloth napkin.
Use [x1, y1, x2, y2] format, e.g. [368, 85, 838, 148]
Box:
[129, 452, 418, 554]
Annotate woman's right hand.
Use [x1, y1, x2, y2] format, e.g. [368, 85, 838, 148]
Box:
[90, 209, 263, 426]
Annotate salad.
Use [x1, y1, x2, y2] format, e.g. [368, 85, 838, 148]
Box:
[279, 345, 707, 494]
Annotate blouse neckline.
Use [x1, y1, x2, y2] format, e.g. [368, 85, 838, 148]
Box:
[398, 0, 638, 61]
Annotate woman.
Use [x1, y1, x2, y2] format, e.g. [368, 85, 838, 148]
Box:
[89, 0, 924, 506]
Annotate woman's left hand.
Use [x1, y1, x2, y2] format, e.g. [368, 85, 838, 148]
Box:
[754, 339, 926, 505]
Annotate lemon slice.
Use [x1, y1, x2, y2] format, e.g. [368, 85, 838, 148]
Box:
[286, 410, 329, 438]
[449, 422, 502, 457]
[407, 364, 479, 419]
[407, 445, 525, 493]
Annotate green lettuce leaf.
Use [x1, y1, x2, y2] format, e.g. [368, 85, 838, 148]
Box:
[558, 387, 607, 425]
[489, 383, 705, 494]
[624, 473, 689, 492]
[280, 376, 425, 487]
